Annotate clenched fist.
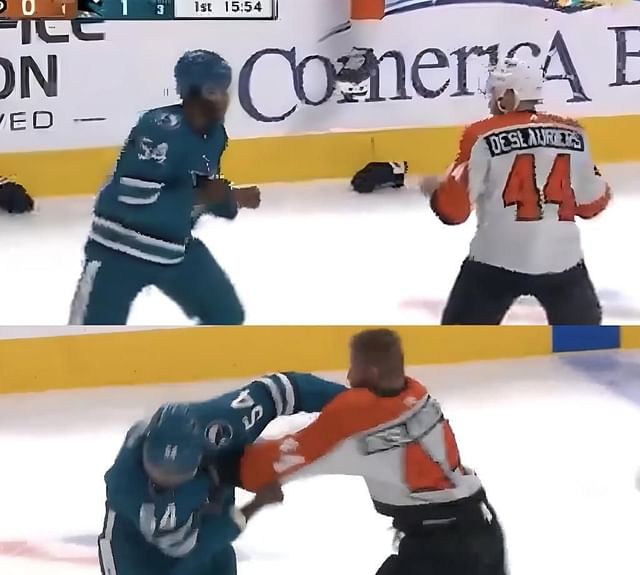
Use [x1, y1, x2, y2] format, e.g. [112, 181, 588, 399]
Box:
[234, 186, 261, 209]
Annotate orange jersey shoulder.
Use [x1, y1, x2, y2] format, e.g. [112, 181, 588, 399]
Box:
[240, 379, 428, 492]
[465, 111, 583, 139]
[430, 111, 590, 225]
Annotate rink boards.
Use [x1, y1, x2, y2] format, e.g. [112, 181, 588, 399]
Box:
[2, 2, 640, 197]
[2, 114, 639, 199]
[0, 325, 637, 394]
[5, 115, 640, 197]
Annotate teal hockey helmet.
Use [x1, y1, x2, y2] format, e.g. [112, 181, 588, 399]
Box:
[143, 404, 204, 485]
[174, 50, 232, 99]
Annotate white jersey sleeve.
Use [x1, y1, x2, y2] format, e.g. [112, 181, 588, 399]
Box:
[570, 134, 610, 215]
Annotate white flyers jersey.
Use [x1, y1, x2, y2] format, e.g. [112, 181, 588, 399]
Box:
[239, 378, 483, 513]
[430, 111, 611, 274]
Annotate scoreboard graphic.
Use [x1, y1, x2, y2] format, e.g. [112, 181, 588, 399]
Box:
[0, 0, 278, 19]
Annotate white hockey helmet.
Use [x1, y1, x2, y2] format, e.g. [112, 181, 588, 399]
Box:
[485, 57, 544, 104]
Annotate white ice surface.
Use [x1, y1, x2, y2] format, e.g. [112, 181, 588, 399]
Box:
[1, 352, 640, 575]
[1, 164, 639, 325]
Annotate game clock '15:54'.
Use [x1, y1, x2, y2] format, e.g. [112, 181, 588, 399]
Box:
[224, 0, 263, 12]
[179, 0, 275, 19]
[191, 0, 273, 15]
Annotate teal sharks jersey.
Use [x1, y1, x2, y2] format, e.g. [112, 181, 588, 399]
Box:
[90, 104, 235, 265]
[102, 373, 346, 571]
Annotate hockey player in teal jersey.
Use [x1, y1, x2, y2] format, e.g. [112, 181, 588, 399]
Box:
[98, 372, 346, 575]
[69, 50, 259, 325]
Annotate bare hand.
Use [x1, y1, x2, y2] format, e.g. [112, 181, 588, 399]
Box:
[234, 186, 261, 209]
[240, 482, 284, 522]
[419, 175, 440, 198]
[253, 482, 284, 507]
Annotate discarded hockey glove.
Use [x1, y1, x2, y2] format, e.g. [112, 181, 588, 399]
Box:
[351, 161, 408, 194]
[0, 178, 34, 214]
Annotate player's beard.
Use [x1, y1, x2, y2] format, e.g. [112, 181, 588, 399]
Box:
[205, 103, 225, 123]
[203, 91, 229, 123]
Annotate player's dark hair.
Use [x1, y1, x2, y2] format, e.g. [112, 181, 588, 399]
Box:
[350, 328, 405, 386]
[184, 86, 203, 101]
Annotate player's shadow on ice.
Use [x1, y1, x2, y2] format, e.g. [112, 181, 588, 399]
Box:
[61, 535, 98, 547]
[560, 351, 640, 406]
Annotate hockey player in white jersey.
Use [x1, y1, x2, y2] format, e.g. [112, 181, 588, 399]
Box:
[236, 329, 507, 575]
[420, 57, 611, 325]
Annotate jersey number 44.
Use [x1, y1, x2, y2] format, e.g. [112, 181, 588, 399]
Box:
[502, 153, 576, 222]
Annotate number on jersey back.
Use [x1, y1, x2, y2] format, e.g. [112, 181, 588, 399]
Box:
[502, 153, 576, 221]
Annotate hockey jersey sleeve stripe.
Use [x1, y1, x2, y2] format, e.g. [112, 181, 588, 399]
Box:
[255, 376, 284, 416]
[272, 372, 296, 415]
[119, 177, 164, 189]
[239, 380, 429, 492]
[117, 192, 161, 205]
[255, 373, 296, 416]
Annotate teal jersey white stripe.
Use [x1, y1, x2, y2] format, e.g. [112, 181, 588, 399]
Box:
[89, 217, 187, 264]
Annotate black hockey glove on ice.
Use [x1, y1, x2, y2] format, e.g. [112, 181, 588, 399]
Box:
[351, 162, 408, 194]
[0, 179, 34, 214]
